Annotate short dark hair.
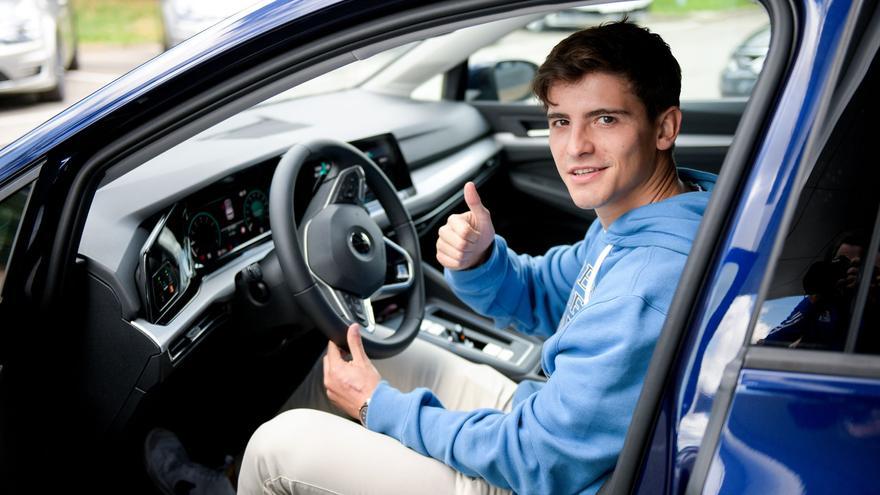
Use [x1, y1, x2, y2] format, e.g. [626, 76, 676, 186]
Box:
[532, 21, 681, 120]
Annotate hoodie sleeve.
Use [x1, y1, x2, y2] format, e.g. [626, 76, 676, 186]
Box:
[367, 294, 665, 494]
[444, 235, 588, 338]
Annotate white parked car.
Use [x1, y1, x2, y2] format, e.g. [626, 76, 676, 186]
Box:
[0, 0, 78, 101]
[527, 0, 653, 30]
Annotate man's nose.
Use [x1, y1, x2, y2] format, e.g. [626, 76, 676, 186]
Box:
[566, 124, 595, 157]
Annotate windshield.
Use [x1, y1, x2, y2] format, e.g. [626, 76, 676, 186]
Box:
[263, 42, 417, 104]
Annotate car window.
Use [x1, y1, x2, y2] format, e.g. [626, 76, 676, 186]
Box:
[427, 0, 770, 103]
[0, 183, 33, 297]
[753, 61, 880, 355]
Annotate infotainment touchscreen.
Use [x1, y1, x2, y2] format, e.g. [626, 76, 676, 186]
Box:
[350, 133, 415, 195]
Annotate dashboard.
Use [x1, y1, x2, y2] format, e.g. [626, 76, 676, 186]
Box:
[136, 133, 416, 324]
[79, 89, 497, 351]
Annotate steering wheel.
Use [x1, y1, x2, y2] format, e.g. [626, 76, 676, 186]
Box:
[268, 138, 424, 359]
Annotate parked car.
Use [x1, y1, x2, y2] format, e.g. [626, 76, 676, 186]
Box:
[720, 24, 770, 96]
[161, 0, 254, 49]
[0, 0, 78, 101]
[526, 0, 653, 30]
[0, 0, 877, 493]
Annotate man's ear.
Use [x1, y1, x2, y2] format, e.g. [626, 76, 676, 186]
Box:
[656, 106, 682, 152]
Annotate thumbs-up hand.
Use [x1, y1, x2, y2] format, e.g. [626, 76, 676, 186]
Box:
[436, 182, 495, 270]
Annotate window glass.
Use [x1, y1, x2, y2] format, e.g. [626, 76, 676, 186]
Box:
[753, 63, 880, 354]
[263, 42, 416, 103]
[462, 0, 769, 102]
[852, 239, 880, 354]
[0, 183, 33, 294]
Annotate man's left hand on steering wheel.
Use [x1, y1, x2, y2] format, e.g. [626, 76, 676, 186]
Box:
[324, 323, 381, 420]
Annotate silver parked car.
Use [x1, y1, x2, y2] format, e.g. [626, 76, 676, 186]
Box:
[720, 24, 770, 97]
[161, 0, 254, 49]
[0, 0, 78, 102]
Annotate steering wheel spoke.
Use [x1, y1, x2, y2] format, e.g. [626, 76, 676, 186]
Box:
[323, 164, 368, 207]
[372, 236, 415, 300]
[312, 280, 376, 331]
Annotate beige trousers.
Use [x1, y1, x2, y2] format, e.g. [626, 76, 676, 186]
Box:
[238, 337, 518, 495]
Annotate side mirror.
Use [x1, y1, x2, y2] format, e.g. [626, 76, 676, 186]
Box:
[466, 60, 538, 102]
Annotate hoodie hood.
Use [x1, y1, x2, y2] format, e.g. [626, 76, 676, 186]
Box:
[605, 167, 715, 255]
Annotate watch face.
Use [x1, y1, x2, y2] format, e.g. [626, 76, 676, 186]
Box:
[359, 403, 368, 425]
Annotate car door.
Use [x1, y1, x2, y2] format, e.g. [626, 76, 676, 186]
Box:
[682, 8, 880, 493]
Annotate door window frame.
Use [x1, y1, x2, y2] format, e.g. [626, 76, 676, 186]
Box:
[0, 167, 39, 302]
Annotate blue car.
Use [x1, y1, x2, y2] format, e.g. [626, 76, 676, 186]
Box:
[0, 0, 877, 493]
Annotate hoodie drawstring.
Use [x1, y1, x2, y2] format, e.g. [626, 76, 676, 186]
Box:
[584, 244, 613, 305]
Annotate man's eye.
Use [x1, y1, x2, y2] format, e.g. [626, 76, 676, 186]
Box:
[598, 115, 616, 125]
[550, 119, 569, 128]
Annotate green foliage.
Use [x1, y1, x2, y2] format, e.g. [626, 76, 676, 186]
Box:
[650, 0, 757, 12]
[74, 0, 161, 44]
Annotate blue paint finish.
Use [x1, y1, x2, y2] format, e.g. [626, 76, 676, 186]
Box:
[635, 0, 862, 491]
[704, 370, 880, 494]
[0, 0, 342, 185]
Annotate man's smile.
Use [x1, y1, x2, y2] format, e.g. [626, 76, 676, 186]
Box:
[568, 165, 609, 182]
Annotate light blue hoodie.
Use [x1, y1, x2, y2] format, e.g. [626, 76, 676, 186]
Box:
[368, 170, 715, 494]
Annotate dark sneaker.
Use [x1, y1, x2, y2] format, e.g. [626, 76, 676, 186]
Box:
[144, 428, 236, 495]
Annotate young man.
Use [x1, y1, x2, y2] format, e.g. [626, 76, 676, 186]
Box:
[150, 21, 714, 495]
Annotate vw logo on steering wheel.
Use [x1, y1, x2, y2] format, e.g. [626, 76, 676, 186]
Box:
[349, 230, 372, 256]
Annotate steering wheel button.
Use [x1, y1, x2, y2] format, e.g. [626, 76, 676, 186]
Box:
[498, 349, 515, 362]
[395, 263, 409, 280]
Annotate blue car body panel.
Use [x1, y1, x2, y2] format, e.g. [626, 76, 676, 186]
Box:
[634, 0, 870, 492]
[706, 370, 880, 494]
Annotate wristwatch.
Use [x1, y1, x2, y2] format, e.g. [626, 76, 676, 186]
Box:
[358, 398, 370, 426]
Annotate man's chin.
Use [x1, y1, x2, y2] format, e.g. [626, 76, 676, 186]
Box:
[566, 190, 602, 210]
[572, 198, 601, 211]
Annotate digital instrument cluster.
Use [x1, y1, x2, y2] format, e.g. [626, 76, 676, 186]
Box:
[185, 181, 272, 265]
[139, 133, 414, 323]
[139, 160, 276, 322]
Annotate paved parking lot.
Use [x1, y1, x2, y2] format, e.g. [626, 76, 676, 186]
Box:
[0, 8, 767, 148]
[0, 44, 161, 148]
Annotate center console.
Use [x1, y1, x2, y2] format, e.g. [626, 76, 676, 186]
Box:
[418, 298, 544, 381]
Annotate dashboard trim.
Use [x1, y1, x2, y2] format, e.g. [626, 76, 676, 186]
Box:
[129, 241, 274, 351]
[138, 204, 195, 323]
